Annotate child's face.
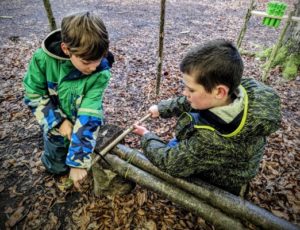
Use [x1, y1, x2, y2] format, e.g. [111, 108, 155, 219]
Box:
[69, 55, 101, 75]
[61, 42, 101, 75]
[182, 73, 216, 110]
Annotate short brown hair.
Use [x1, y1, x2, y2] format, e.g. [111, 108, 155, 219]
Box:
[180, 39, 243, 95]
[61, 12, 109, 61]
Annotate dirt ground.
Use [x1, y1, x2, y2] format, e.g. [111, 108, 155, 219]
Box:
[0, 0, 299, 229]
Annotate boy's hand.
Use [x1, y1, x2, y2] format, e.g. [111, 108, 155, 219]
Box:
[132, 124, 150, 136]
[69, 167, 88, 189]
[149, 105, 159, 118]
[58, 119, 73, 140]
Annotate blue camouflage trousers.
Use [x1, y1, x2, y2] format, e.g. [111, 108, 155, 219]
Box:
[41, 132, 70, 174]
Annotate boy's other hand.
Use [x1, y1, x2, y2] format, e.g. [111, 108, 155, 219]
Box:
[59, 119, 73, 140]
[149, 105, 159, 118]
[133, 124, 150, 136]
[69, 167, 87, 189]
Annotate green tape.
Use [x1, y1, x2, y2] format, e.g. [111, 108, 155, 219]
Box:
[262, 1, 287, 27]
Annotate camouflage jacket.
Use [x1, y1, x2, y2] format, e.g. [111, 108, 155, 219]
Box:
[23, 29, 112, 168]
[141, 78, 281, 191]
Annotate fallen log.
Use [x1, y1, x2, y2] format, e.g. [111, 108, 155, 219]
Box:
[104, 153, 244, 230]
[112, 144, 299, 230]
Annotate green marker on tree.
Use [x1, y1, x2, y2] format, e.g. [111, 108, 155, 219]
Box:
[263, 1, 287, 28]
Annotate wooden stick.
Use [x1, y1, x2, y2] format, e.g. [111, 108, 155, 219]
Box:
[0, 16, 13, 19]
[251, 10, 300, 22]
[89, 113, 152, 170]
[236, 0, 255, 48]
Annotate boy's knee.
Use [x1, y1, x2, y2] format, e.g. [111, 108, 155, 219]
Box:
[41, 152, 69, 175]
[42, 133, 69, 175]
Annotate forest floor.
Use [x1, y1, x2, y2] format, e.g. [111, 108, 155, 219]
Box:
[0, 0, 299, 229]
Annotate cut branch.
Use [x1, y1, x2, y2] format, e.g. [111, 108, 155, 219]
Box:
[112, 144, 299, 230]
[105, 153, 244, 230]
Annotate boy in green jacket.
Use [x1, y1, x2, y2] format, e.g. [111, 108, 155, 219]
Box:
[23, 12, 113, 189]
[133, 39, 281, 195]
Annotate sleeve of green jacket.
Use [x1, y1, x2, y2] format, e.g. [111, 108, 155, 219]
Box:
[23, 49, 66, 133]
[158, 96, 191, 118]
[141, 131, 226, 177]
[66, 69, 111, 168]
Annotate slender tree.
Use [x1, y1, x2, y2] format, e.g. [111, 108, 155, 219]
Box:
[43, 0, 57, 31]
[156, 0, 166, 96]
[237, 0, 256, 48]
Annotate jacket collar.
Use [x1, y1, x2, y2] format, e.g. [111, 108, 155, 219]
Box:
[42, 29, 69, 61]
[209, 85, 245, 124]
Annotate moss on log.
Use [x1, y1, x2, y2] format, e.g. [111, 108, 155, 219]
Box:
[258, 46, 299, 80]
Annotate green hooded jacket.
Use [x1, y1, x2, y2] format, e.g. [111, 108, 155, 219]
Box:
[141, 78, 281, 192]
[23, 29, 112, 168]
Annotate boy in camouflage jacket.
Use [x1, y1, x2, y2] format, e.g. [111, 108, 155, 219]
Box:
[23, 12, 113, 188]
[133, 39, 281, 195]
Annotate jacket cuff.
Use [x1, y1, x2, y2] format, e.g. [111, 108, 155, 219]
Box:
[66, 115, 102, 168]
[141, 132, 163, 148]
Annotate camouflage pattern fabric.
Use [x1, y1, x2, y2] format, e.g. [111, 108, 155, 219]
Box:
[141, 78, 281, 192]
[23, 30, 111, 168]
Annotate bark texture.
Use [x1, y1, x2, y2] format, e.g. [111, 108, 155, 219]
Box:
[42, 0, 56, 31]
[105, 153, 244, 230]
[112, 144, 299, 230]
[284, 1, 300, 53]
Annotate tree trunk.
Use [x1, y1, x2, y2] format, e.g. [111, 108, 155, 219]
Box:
[156, 0, 166, 96]
[262, 11, 293, 82]
[276, 1, 300, 79]
[105, 153, 244, 230]
[112, 144, 299, 230]
[284, 1, 300, 53]
[236, 0, 255, 48]
[43, 0, 57, 31]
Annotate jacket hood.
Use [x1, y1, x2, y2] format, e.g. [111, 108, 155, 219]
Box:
[42, 29, 69, 60]
[238, 78, 281, 139]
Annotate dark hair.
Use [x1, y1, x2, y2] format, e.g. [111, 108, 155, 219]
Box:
[61, 12, 109, 61]
[180, 39, 243, 94]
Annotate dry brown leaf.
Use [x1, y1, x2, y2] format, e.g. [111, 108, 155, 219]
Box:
[5, 206, 25, 227]
[271, 210, 290, 220]
[142, 219, 157, 230]
[137, 209, 145, 216]
[136, 190, 147, 207]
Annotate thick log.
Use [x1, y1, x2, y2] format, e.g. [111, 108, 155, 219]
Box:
[105, 153, 244, 230]
[112, 144, 299, 230]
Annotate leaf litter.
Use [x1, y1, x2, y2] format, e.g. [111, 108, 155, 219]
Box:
[0, 0, 299, 229]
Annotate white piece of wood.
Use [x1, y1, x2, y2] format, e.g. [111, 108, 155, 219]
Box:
[251, 10, 300, 22]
